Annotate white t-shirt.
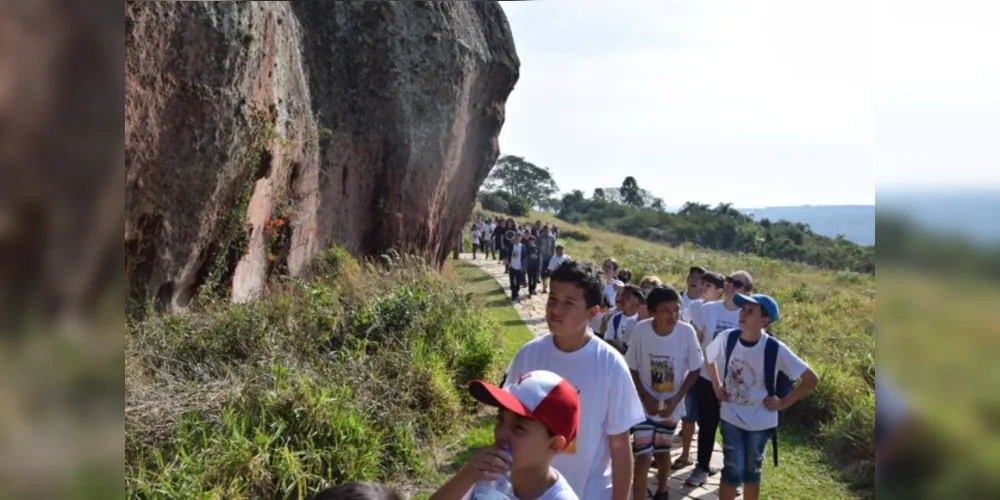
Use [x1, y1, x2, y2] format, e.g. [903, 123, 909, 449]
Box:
[547, 254, 570, 271]
[704, 331, 810, 431]
[682, 298, 703, 323]
[680, 291, 698, 313]
[603, 312, 637, 351]
[604, 283, 617, 307]
[695, 301, 741, 378]
[504, 335, 646, 500]
[510, 243, 524, 270]
[462, 468, 577, 500]
[625, 320, 703, 421]
[590, 307, 617, 335]
[471, 229, 481, 242]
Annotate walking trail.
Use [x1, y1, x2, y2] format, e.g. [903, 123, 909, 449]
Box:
[460, 253, 732, 500]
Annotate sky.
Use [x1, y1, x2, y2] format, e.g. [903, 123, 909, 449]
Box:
[497, 0, 1000, 209]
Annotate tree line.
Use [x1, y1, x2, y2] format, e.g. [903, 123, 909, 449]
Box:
[478, 155, 875, 274]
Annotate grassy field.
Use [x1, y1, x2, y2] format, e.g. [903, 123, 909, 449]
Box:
[478, 209, 875, 498]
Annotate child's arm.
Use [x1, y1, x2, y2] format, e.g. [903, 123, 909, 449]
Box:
[630, 369, 656, 415]
[609, 432, 633, 500]
[429, 447, 511, 500]
[764, 368, 819, 411]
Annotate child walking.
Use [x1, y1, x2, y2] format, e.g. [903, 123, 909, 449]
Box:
[704, 294, 819, 500]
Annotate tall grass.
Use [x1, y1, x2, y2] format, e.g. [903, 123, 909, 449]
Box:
[126, 248, 504, 498]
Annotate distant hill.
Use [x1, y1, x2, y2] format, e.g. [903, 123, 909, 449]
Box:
[738, 205, 875, 246]
[877, 190, 1000, 244]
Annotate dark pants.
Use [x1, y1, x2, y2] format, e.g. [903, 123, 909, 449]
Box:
[527, 263, 541, 294]
[694, 377, 721, 473]
[486, 240, 496, 259]
[509, 268, 525, 299]
[472, 243, 479, 258]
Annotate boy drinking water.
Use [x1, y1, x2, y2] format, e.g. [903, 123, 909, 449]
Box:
[431, 370, 580, 500]
[704, 294, 819, 500]
[625, 287, 703, 500]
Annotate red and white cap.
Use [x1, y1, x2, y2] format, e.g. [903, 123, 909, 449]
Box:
[469, 370, 580, 450]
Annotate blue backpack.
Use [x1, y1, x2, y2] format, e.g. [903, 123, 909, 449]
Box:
[724, 330, 793, 466]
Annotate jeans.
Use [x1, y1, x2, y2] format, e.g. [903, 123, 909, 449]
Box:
[720, 420, 771, 486]
[509, 269, 525, 299]
[527, 263, 540, 293]
[694, 377, 721, 472]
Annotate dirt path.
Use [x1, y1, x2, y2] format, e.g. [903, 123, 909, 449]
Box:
[460, 253, 733, 500]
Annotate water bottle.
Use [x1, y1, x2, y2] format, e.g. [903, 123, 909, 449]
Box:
[470, 449, 514, 500]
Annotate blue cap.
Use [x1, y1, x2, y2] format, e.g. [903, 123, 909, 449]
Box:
[733, 293, 780, 323]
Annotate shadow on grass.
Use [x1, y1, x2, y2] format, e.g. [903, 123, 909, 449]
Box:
[485, 299, 513, 308]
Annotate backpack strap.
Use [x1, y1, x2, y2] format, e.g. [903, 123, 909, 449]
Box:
[723, 329, 741, 386]
[764, 335, 780, 467]
[764, 336, 779, 397]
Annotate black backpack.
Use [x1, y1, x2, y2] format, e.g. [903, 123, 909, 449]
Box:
[724, 330, 793, 466]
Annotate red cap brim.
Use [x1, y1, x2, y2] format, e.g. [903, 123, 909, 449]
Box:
[469, 380, 532, 418]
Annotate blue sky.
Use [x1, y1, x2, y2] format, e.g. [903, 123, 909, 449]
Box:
[497, 0, 999, 208]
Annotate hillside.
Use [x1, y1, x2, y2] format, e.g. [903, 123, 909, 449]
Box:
[738, 205, 875, 246]
[478, 209, 876, 496]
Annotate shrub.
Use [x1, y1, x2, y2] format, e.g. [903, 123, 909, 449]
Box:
[558, 229, 591, 242]
[478, 191, 530, 217]
[126, 249, 501, 498]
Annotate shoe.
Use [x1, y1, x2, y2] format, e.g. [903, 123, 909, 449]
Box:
[671, 456, 693, 471]
[684, 469, 708, 487]
[652, 492, 669, 500]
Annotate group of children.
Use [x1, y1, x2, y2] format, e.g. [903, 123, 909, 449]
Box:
[315, 257, 819, 500]
[470, 217, 566, 301]
[442, 257, 818, 500]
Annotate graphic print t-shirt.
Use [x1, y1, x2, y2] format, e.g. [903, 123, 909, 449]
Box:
[704, 331, 810, 431]
[695, 301, 741, 378]
[504, 335, 646, 500]
[625, 320, 703, 421]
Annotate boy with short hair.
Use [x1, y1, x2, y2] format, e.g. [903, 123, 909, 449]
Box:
[509, 234, 526, 302]
[525, 235, 542, 297]
[471, 224, 482, 260]
[680, 266, 706, 311]
[431, 370, 581, 500]
[538, 228, 556, 293]
[544, 245, 569, 295]
[685, 270, 754, 486]
[503, 260, 646, 500]
[625, 286, 703, 500]
[674, 270, 727, 470]
[705, 294, 819, 500]
[602, 285, 642, 354]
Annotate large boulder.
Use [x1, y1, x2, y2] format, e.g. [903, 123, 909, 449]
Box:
[125, 0, 519, 309]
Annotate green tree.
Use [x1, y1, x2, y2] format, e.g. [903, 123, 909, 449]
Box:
[483, 155, 559, 205]
[620, 176, 644, 209]
[650, 198, 666, 212]
[594, 188, 606, 201]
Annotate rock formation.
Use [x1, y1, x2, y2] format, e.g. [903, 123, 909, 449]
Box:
[125, 0, 519, 310]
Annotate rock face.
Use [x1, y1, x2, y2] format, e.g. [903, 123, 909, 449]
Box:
[125, 1, 519, 309]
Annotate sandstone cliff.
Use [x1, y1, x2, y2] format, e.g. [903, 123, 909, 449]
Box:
[125, 0, 519, 310]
